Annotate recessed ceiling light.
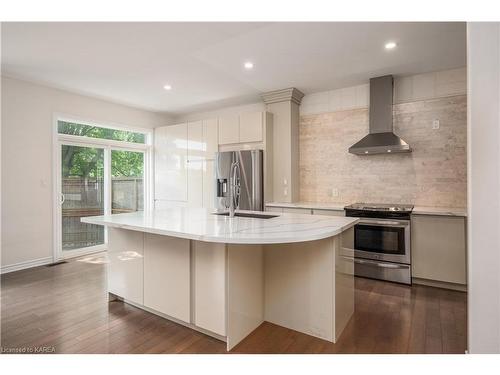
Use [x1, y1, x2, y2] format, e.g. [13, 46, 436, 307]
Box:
[384, 41, 397, 50]
[163, 84, 172, 90]
[244, 61, 254, 70]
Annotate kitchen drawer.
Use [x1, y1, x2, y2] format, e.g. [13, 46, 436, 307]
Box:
[355, 258, 411, 285]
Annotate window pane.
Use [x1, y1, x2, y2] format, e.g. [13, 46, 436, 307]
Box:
[111, 150, 144, 213]
[61, 145, 104, 251]
[58, 121, 146, 144]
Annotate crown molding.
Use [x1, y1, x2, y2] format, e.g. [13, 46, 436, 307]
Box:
[261, 87, 305, 105]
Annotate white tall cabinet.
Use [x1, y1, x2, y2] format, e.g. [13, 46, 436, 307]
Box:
[154, 123, 188, 204]
[155, 119, 218, 209]
[187, 121, 204, 207]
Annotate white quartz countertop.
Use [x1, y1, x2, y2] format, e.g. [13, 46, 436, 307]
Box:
[266, 202, 467, 217]
[412, 206, 467, 217]
[81, 208, 358, 245]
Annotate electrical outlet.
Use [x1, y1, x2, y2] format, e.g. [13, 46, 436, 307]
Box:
[331, 188, 339, 197]
[284, 188, 288, 196]
[432, 119, 440, 130]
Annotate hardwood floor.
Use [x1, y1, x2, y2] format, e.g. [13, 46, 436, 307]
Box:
[0, 254, 467, 354]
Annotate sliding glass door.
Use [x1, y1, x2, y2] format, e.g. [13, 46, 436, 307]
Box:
[60, 144, 105, 252]
[55, 119, 151, 260]
[111, 150, 144, 214]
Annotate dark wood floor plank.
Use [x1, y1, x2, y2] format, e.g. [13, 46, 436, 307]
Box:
[1, 255, 467, 354]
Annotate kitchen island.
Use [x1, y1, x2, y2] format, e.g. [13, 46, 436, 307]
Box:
[82, 208, 358, 351]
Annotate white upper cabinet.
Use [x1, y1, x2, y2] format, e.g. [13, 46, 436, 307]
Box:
[239, 111, 263, 143]
[218, 112, 265, 145]
[188, 119, 218, 159]
[154, 123, 188, 201]
[218, 114, 240, 145]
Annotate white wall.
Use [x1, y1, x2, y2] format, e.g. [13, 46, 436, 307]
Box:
[300, 67, 467, 115]
[1, 76, 170, 271]
[467, 22, 500, 354]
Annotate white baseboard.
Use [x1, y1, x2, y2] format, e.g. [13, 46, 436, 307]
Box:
[412, 277, 468, 292]
[61, 245, 107, 260]
[1, 256, 54, 275]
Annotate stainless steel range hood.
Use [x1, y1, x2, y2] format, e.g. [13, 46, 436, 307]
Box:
[348, 75, 411, 155]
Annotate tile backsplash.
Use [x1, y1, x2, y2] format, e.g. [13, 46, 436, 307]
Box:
[299, 95, 467, 208]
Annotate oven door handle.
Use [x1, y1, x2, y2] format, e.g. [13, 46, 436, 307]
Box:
[358, 220, 409, 227]
[354, 258, 409, 269]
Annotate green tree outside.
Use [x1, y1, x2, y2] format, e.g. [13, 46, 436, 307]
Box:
[59, 121, 144, 179]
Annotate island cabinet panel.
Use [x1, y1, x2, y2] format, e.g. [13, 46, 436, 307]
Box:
[107, 228, 144, 305]
[226, 244, 264, 351]
[154, 123, 188, 201]
[143, 234, 191, 323]
[411, 215, 467, 286]
[336, 228, 355, 340]
[264, 237, 335, 342]
[193, 242, 226, 336]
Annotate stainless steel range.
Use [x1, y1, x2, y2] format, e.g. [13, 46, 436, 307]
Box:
[344, 203, 414, 285]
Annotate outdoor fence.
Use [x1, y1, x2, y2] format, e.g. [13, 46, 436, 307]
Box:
[62, 177, 143, 250]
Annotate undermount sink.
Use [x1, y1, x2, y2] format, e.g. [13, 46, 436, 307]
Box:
[213, 212, 279, 219]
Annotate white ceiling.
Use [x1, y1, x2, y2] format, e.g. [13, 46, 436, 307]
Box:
[1, 22, 466, 115]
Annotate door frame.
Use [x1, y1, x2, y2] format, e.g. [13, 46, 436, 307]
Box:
[52, 114, 153, 261]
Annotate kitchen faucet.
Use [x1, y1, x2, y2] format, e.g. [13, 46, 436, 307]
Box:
[229, 160, 241, 217]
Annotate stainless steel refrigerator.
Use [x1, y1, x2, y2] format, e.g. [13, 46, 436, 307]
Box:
[214, 150, 264, 212]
